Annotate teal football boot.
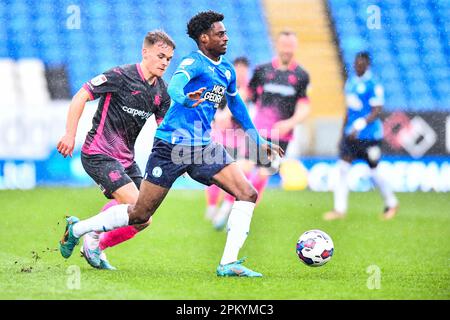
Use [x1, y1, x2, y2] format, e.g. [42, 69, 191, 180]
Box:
[59, 216, 80, 259]
[80, 232, 101, 268]
[99, 252, 117, 271]
[216, 257, 262, 277]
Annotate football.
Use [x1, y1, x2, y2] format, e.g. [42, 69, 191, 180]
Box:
[296, 229, 334, 267]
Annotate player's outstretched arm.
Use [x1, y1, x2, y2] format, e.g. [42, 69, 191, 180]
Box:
[56, 87, 91, 158]
[226, 92, 284, 158]
[167, 72, 206, 108]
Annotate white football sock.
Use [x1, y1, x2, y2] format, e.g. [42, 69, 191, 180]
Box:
[334, 160, 351, 214]
[371, 167, 398, 208]
[220, 201, 255, 265]
[72, 204, 130, 238]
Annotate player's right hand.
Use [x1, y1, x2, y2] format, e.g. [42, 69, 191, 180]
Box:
[261, 142, 285, 160]
[186, 87, 206, 107]
[57, 134, 75, 158]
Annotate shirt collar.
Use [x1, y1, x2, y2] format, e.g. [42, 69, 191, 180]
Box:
[197, 50, 222, 65]
[272, 57, 298, 71]
[355, 69, 372, 81]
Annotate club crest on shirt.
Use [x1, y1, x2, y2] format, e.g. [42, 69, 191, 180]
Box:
[356, 83, 366, 94]
[91, 74, 107, 86]
[225, 70, 231, 80]
[152, 166, 163, 178]
[154, 95, 161, 106]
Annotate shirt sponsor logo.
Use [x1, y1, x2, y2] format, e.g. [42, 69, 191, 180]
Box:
[122, 106, 152, 120]
[203, 85, 226, 108]
[263, 83, 296, 96]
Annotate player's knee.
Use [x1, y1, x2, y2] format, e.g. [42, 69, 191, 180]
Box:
[129, 206, 152, 225]
[134, 216, 152, 231]
[236, 184, 258, 203]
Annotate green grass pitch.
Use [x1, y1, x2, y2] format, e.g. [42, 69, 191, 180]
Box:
[0, 187, 449, 299]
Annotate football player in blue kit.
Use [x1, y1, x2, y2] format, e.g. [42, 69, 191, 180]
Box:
[324, 52, 398, 221]
[59, 11, 284, 277]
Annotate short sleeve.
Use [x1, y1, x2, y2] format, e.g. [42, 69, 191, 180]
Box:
[369, 82, 385, 107]
[296, 70, 310, 100]
[248, 65, 264, 101]
[83, 68, 123, 100]
[173, 55, 203, 81]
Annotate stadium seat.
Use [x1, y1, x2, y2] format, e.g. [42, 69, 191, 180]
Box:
[2, 0, 273, 96]
[329, 0, 449, 111]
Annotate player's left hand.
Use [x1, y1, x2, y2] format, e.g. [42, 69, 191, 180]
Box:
[186, 87, 206, 107]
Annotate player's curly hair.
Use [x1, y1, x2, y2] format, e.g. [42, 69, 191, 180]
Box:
[356, 51, 371, 64]
[187, 10, 224, 44]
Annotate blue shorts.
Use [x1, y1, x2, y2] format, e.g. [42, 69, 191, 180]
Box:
[144, 138, 234, 188]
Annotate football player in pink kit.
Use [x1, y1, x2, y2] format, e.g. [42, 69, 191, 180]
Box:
[205, 57, 253, 226]
[56, 31, 175, 269]
[246, 30, 310, 204]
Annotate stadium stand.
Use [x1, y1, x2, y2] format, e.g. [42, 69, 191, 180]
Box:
[328, 0, 450, 111]
[1, 0, 273, 99]
[2, 0, 447, 140]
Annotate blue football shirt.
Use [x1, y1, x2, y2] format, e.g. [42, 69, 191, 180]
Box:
[155, 50, 237, 146]
[344, 70, 384, 140]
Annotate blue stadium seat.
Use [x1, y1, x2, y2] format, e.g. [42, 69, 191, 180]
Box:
[330, 0, 449, 111]
[1, 0, 273, 94]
